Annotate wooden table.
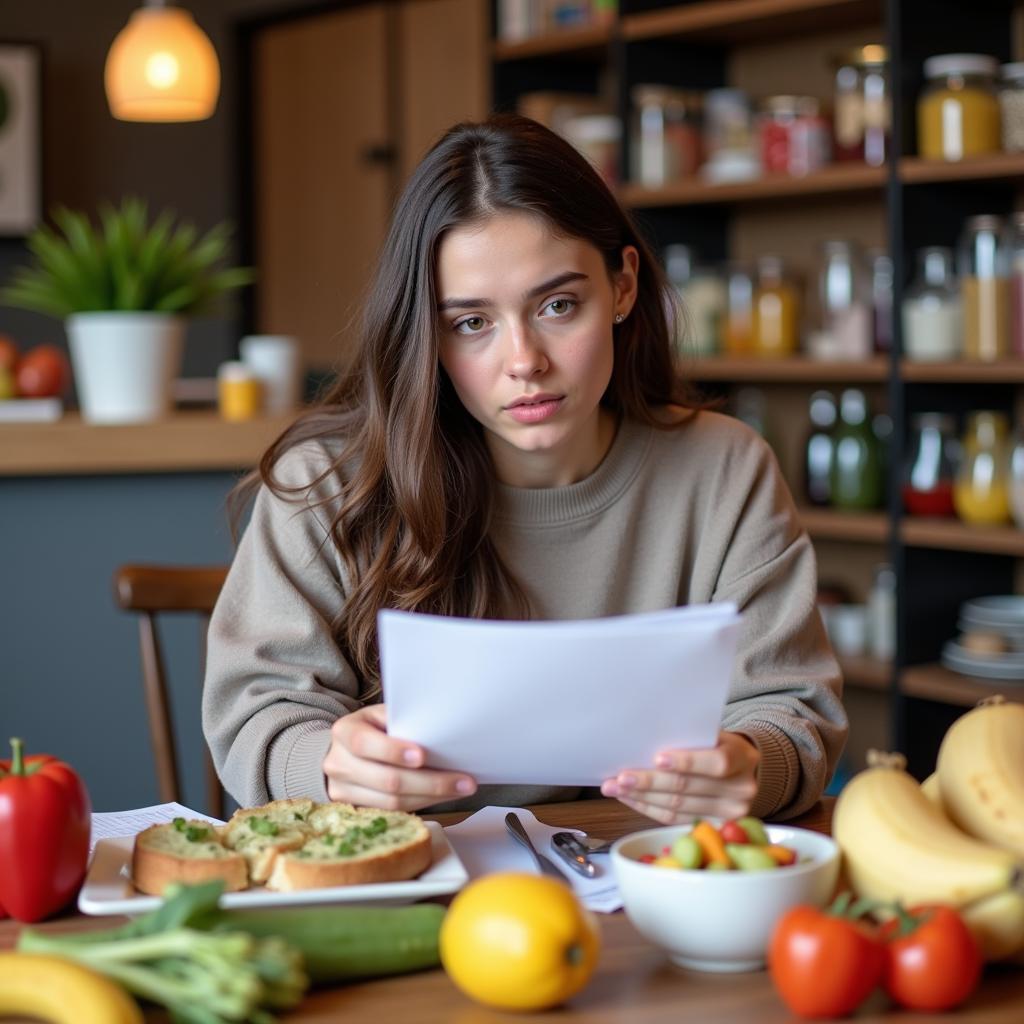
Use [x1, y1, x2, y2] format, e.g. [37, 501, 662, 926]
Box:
[3, 798, 1023, 1022]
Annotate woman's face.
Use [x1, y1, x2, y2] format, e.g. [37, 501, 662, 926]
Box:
[436, 211, 638, 488]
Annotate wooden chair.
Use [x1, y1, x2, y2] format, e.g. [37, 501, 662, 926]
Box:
[113, 565, 229, 819]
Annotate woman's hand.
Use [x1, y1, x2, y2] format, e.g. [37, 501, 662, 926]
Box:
[600, 731, 760, 825]
[323, 704, 477, 811]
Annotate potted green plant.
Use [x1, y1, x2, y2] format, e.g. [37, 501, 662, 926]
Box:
[1, 197, 253, 423]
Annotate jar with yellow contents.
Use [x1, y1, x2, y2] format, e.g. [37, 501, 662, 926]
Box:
[752, 254, 800, 357]
[953, 410, 1011, 525]
[918, 54, 1002, 160]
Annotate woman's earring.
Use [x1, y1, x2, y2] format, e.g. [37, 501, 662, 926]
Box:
[614, 313, 625, 324]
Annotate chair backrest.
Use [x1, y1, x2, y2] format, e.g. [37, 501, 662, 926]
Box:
[113, 565, 229, 819]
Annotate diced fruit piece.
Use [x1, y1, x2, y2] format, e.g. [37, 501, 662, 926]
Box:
[638, 853, 657, 864]
[737, 816, 770, 845]
[706, 860, 731, 871]
[652, 856, 682, 869]
[725, 843, 777, 871]
[669, 834, 704, 869]
[763, 844, 797, 866]
[692, 821, 731, 867]
[720, 820, 750, 844]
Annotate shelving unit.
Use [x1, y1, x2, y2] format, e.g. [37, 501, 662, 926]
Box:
[492, 0, 1024, 776]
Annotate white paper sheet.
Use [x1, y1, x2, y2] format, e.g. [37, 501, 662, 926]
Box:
[380, 602, 742, 785]
[90, 802, 226, 857]
[444, 806, 622, 913]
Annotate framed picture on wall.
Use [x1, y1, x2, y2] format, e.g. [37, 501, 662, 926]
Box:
[0, 43, 42, 238]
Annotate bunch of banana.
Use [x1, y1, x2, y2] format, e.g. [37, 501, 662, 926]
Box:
[833, 750, 1024, 960]
[937, 697, 1024, 859]
[0, 952, 142, 1024]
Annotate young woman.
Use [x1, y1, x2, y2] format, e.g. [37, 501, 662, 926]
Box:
[203, 114, 846, 825]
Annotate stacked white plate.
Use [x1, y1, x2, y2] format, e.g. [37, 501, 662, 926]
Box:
[942, 595, 1024, 681]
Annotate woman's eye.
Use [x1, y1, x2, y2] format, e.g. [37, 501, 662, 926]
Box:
[541, 298, 577, 318]
[454, 316, 487, 334]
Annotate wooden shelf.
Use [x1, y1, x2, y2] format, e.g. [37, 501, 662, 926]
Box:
[0, 411, 292, 477]
[839, 654, 892, 692]
[621, 163, 885, 208]
[900, 663, 1024, 706]
[900, 152, 1024, 186]
[622, 0, 881, 44]
[901, 518, 1024, 556]
[685, 355, 888, 382]
[492, 24, 611, 61]
[798, 507, 890, 543]
[900, 359, 1024, 383]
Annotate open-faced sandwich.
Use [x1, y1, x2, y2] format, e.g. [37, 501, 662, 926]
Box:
[131, 799, 432, 896]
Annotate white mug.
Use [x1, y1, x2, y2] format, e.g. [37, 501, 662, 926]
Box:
[238, 335, 302, 414]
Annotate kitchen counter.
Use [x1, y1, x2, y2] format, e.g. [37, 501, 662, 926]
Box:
[0, 411, 294, 476]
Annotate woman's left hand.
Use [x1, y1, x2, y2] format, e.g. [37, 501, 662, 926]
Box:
[600, 731, 761, 824]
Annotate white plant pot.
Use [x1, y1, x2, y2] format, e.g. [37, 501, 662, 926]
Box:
[66, 312, 186, 424]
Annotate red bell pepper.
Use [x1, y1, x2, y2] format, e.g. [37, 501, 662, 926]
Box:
[0, 737, 91, 922]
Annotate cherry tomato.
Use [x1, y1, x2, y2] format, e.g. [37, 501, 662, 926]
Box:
[15, 344, 70, 398]
[881, 905, 981, 1011]
[769, 905, 884, 1018]
[0, 335, 19, 372]
[720, 820, 749, 844]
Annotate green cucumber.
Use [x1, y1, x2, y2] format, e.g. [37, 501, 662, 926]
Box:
[203, 904, 445, 984]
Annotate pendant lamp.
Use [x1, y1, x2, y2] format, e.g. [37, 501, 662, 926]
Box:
[105, 1, 220, 122]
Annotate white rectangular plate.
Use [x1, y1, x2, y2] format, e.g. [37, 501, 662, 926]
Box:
[78, 821, 467, 916]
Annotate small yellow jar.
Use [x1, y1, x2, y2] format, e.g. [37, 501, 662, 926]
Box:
[918, 53, 1002, 160]
[953, 410, 1011, 525]
[752, 254, 800, 357]
[217, 360, 263, 421]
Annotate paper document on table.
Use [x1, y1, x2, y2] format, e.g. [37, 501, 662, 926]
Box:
[380, 602, 743, 786]
[90, 802, 226, 856]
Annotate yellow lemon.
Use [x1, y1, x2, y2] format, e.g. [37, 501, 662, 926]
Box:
[440, 872, 600, 1010]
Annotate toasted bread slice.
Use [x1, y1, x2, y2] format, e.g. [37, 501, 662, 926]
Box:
[266, 807, 432, 891]
[222, 798, 317, 883]
[131, 818, 248, 896]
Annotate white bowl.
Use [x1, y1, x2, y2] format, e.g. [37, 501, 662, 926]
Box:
[610, 824, 839, 973]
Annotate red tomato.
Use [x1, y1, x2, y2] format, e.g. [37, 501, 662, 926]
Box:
[720, 820, 749, 844]
[15, 344, 70, 398]
[881, 905, 981, 1011]
[0, 335, 18, 372]
[769, 905, 884, 1018]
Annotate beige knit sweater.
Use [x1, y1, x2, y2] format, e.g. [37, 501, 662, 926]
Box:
[203, 410, 846, 820]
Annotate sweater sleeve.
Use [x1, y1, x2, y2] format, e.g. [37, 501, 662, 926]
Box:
[202, 444, 361, 807]
[706, 429, 847, 820]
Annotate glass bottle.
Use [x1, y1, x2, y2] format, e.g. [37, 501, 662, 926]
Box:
[999, 62, 1024, 153]
[902, 246, 962, 361]
[818, 240, 872, 359]
[953, 410, 1011, 525]
[1010, 425, 1024, 529]
[830, 388, 884, 509]
[631, 85, 701, 187]
[723, 262, 755, 354]
[917, 53, 1002, 160]
[804, 390, 837, 507]
[752, 254, 800, 357]
[1007, 212, 1024, 356]
[833, 45, 889, 166]
[867, 562, 897, 661]
[959, 215, 1009, 361]
[664, 244, 725, 357]
[902, 412, 958, 517]
[867, 248, 893, 352]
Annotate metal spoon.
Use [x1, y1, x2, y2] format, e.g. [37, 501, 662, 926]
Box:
[504, 812, 567, 882]
[551, 830, 614, 854]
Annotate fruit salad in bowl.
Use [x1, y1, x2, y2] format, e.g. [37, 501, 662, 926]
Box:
[610, 817, 839, 973]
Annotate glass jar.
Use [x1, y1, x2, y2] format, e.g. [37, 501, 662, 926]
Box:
[752, 254, 800, 357]
[917, 53, 1002, 160]
[999, 63, 1024, 153]
[817, 240, 872, 359]
[867, 249, 894, 353]
[759, 96, 831, 176]
[723, 263, 755, 354]
[1007, 212, 1024, 356]
[804, 389, 837, 507]
[1010, 426, 1024, 529]
[867, 562, 897, 661]
[959, 215, 1009, 361]
[954, 410, 1011, 525]
[564, 114, 621, 187]
[663, 244, 725, 356]
[902, 246, 962, 361]
[631, 85, 701, 187]
[902, 412, 958, 517]
[833, 45, 890, 166]
[831, 388, 884, 510]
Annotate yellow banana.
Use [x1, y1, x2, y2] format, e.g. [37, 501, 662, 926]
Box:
[937, 698, 1024, 858]
[0, 952, 142, 1024]
[960, 888, 1024, 961]
[833, 754, 1022, 910]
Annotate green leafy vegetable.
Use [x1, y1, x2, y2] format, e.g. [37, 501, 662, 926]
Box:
[248, 817, 280, 837]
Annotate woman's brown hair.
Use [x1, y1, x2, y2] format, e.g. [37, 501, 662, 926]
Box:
[233, 113, 692, 694]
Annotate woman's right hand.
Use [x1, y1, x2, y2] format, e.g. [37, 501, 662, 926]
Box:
[322, 704, 477, 811]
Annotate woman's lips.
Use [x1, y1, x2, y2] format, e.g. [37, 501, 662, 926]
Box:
[505, 397, 564, 423]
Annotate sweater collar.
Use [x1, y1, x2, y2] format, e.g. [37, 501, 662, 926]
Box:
[493, 414, 652, 525]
